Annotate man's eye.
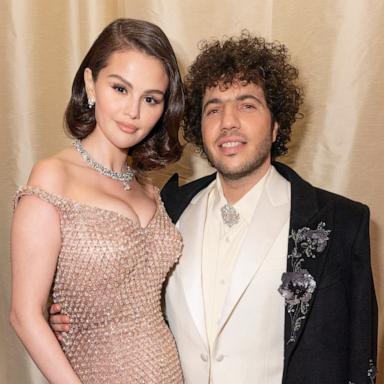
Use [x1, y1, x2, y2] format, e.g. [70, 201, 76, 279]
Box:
[206, 108, 219, 116]
[243, 103, 256, 109]
[112, 85, 127, 94]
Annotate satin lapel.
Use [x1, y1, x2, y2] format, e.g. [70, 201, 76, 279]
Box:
[218, 168, 290, 331]
[275, 163, 335, 381]
[177, 185, 213, 344]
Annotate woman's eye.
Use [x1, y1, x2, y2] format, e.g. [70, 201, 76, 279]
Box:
[144, 96, 159, 105]
[112, 85, 127, 94]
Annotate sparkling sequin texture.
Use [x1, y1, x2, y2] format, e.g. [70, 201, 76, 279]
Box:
[15, 186, 184, 384]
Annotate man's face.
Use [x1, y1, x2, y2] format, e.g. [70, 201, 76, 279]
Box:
[201, 81, 277, 180]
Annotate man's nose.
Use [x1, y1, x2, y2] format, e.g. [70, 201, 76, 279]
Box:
[220, 104, 239, 131]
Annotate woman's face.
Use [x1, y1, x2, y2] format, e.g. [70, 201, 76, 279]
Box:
[84, 49, 169, 150]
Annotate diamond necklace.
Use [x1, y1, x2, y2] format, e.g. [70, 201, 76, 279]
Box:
[73, 139, 135, 191]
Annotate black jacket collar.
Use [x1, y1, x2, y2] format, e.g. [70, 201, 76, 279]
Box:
[160, 161, 320, 226]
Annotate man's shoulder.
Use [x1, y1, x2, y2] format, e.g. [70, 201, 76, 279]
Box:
[313, 187, 370, 234]
[161, 172, 215, 199]
[160, 173, 216, 223]
[315, 185, 368, 211]
[274, 161, 369, 217]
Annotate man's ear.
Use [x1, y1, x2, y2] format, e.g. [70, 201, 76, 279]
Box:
[83, 68, 95, 101]
[272, 121, 279, 142]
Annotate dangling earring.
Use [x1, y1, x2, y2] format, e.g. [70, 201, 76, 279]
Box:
[88, 98, 95, 109]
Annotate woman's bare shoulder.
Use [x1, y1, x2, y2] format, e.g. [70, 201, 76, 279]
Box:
[27, 148, 75, 195]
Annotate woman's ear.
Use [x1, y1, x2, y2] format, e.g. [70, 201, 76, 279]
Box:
[83, 68, 95, 101]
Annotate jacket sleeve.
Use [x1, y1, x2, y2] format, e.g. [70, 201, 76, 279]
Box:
[348, 205, 378, 383]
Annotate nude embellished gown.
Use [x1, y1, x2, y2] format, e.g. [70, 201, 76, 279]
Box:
[15, 186, 184, 383]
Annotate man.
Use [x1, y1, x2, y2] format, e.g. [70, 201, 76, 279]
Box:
[161, 33, 377, 383]
[50, 33, 378, 383]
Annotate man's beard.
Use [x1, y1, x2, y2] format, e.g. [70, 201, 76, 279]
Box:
[203, 134, 272, 181]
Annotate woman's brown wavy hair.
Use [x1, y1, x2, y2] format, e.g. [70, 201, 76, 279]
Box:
[64, 18, 184, 171]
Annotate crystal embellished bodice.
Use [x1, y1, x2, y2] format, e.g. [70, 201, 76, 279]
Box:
[15, 186, 184, 384]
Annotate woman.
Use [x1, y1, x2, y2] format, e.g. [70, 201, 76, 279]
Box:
[10, 18, 184, 383]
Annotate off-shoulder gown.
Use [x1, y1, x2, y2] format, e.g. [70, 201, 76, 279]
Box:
[15, 186, 184, 384]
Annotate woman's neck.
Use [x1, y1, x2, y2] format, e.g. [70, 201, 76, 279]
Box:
[80, 130, 128, 173]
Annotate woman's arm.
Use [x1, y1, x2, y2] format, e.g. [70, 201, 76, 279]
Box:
[10, 191, 81, 384]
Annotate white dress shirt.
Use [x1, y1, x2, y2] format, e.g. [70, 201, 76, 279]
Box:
[202, 168, 270, 351]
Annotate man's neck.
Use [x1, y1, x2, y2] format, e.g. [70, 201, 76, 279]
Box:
[219, 162, 271, 205]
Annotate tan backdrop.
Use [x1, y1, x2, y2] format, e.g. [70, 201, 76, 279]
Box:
[1, 0, 383, 382]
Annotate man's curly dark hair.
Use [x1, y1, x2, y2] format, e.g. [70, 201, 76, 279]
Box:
[183, 31, 304, 159]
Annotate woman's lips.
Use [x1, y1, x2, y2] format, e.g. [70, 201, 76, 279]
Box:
[116, 121, 138, 133]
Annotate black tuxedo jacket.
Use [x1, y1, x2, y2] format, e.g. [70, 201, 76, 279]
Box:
[161, 162, 378, 384]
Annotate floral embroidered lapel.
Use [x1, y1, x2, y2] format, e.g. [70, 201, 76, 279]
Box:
[279, 222, 331, 344]
[273, 162, 336, 380]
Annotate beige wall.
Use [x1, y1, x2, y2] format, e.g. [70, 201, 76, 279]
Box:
[1, 0, 383, 382]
